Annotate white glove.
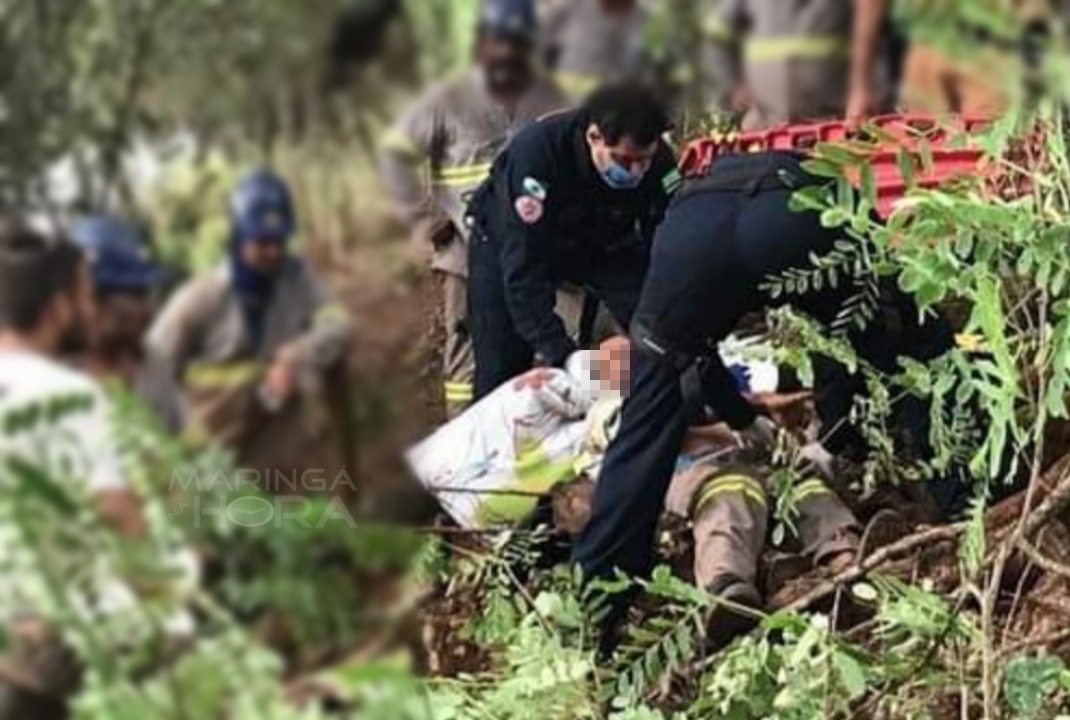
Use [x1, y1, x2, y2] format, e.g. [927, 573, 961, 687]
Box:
[798, 442, 836, 479]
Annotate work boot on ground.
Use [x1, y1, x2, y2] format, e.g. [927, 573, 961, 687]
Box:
[704, 575, 763, 652]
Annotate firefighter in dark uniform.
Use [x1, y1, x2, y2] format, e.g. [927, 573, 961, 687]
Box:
[467, 83, 682, 397]
[574, 149, 956, 610]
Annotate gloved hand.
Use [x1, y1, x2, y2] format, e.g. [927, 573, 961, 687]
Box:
[734, 416, 777, 452]
[798, 441, 836, 479]
[728, 363, 753, 393]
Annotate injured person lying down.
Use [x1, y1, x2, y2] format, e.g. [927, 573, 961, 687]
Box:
[407, 336, 864, 642]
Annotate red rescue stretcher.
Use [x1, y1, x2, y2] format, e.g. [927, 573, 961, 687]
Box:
[678, 115, 1029, 218]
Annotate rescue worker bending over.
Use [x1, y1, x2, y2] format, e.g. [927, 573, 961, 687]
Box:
[148, 169, 352, 481]
[541, 0, 651, 101]
[69, 216, 184, 433]
[380, 0, 567, 417]
[467, 82, 680, 398]
[568, 338, 860, 645]
[704, 0, 888, 129]
[574, 150, 954, 598]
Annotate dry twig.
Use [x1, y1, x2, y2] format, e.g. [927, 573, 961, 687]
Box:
[783, 523, 967, 613]
[1016, 539, 1070, 583]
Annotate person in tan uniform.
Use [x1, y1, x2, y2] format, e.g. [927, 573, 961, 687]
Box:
[69, 216, 184, 433]
[147, 169, 353, 489]
[850, 0, 1063, 120]
[541, 0, 651, 101]
[704, 0, 884, 129]
[380, 0, 569, 417]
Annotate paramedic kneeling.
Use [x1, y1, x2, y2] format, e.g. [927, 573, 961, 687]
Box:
[466, 82, 680, 398]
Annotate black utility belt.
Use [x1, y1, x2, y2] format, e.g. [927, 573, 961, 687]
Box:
[676, 166, 803, 204]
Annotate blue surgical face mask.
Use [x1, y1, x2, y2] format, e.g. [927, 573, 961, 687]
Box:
[599, 158, 645, 190]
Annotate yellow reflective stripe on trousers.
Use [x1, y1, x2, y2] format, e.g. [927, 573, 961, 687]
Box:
[381, 129, 424, 160]
[313, 303, 348, 328]
[185, 360, 263, 388]
[695, 473, 767, 512]
[746, 37, 848, 62]
[795, 478, 833, 502]
[432, 163, 492, 187]
[444, 382, 474, 404]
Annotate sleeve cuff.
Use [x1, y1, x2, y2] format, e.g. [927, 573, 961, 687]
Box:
[535, 338, 578, 369]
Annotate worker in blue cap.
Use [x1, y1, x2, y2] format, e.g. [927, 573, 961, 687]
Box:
[69, 215, 184, 432]
[148, 169, 354, 484]
[380, 0, 571, 418]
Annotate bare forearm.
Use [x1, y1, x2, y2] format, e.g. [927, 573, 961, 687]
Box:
[851, 0, 888, 92]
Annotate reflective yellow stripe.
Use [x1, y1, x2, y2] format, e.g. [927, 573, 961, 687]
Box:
[431, 173, 489, 188]
[313, 303, 348, 328]
[444, 382, 474, 404]
[432, 164, 492, 187]
[746, 37, 849, 62]
[555, 71, 601, 98]
[695, 473, 767, 511]
[476, 441, 577, 524]
[704, 16, 735, 42]
[185, 360, 263, 388]
[381, 129, 423, 160]
[795, 478, 833, 502]
[436, 164, 493, 179]
[572, 451, 594, 475]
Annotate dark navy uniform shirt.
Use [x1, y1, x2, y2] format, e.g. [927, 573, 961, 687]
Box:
[470, 108, 680, 365]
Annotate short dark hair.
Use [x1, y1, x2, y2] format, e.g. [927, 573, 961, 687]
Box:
[0, 220, 84, 332]
[583, 82, 672, 147]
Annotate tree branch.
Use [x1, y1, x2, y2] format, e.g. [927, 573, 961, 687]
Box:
[782, 523, 967, 613]
[1015, 538, 1070, 583]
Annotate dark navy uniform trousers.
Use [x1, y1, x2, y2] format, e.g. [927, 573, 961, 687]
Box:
[574, 151, 955, 584]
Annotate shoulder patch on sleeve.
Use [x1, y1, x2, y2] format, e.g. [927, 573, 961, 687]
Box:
[515, 196, 545, 224]
[523, 177, 548, 201]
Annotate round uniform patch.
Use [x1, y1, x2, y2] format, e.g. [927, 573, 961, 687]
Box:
[515, 195, 544, 224]
[523, 177, 548, 201]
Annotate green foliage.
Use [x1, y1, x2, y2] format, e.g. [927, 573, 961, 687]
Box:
[1003, 653, 1070, 717]
[613, 566, 715, 705]
[403, 0, 480, 81]
[0, 384, 448, 718]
